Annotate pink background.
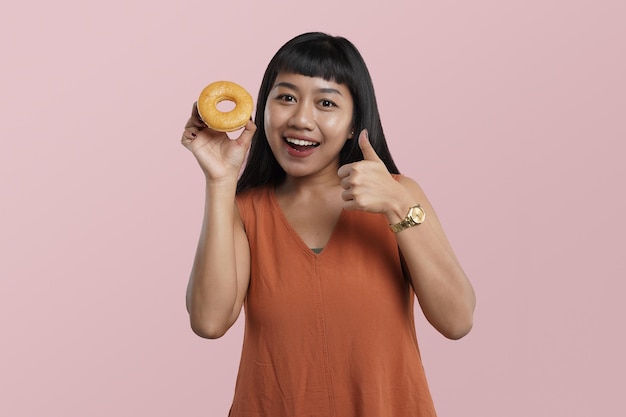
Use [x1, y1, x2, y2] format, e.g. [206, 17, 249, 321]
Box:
[1, 0, 624, 416]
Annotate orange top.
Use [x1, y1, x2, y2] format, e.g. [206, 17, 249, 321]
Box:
[231, 184, 437, 417]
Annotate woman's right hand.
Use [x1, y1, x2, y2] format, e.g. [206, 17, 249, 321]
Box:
[181, 102, 256, 183]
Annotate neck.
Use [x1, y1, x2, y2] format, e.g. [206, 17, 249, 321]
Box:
[277, 171, 341, 197]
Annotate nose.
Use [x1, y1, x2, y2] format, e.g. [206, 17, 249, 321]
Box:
[287, 101, 315, 130]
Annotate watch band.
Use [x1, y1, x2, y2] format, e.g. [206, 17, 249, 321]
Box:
[389, 205, 425, 233]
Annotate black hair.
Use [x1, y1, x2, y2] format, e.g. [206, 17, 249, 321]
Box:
[237, 32, 400, 193]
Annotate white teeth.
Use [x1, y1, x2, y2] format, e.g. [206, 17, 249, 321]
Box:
[285, 137, 317, 146]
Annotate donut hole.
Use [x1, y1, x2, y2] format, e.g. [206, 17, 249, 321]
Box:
[216, 99, 236, 113]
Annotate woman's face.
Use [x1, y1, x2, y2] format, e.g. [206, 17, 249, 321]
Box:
[264, 72, 354, 180]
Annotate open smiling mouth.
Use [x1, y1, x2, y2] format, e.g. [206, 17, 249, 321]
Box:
[284, 137, 320, 152]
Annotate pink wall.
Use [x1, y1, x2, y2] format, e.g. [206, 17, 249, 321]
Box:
[1, 0, 624, 416]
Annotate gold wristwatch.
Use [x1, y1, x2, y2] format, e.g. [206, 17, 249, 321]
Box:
[389, 205, 426, 233]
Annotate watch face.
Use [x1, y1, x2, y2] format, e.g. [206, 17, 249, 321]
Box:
[410, 206, 426, 224]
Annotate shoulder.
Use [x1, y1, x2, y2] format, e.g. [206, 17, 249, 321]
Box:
[392, 174, 426, 199]
[236, 185, 270, 202]
[236, 185, 273, 216]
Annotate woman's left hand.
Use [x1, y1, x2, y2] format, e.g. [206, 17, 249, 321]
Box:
[337, 130, 412, 221]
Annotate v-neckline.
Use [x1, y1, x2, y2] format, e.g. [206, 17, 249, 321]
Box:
[268, 187, 345, 259]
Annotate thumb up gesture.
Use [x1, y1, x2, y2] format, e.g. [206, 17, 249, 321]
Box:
[337, 130, 410, 215]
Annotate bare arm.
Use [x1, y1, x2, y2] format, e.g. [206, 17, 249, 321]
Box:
[388, 176, 475, 340]
[181, 104, 256, 338]
[339, 131, 475, 339]
[185, 182, 251, 339]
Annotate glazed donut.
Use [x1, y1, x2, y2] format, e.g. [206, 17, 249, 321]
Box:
[197, 81, 254, 132]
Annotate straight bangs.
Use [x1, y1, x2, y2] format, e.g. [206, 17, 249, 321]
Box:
[276, 42, 353, 86]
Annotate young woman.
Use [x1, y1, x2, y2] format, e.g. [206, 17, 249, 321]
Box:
[181, 32, 475, 417]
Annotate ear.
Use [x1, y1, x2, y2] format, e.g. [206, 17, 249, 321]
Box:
[348, 128, 356, 139]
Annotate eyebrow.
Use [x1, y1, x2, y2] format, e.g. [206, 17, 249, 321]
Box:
[274, 81, 343, 96]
